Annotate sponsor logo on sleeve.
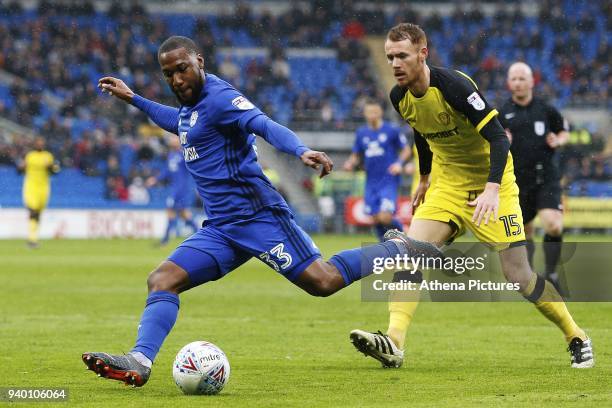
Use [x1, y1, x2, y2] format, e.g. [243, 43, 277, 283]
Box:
[467, 92, 485, 111]
[232, 96, 255, 110]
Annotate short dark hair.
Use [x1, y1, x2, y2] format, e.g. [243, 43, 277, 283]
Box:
[387, 23, 427, 47]
[158, 36, 200, 59]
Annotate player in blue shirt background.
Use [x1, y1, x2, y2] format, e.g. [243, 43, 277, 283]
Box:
[82, 36, 441, 387]
[343, 100, 411, 241]
[146, 136, 198, 245]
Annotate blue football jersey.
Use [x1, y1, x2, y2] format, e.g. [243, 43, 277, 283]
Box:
[174, 74, 288, 224]
[352, 122, 407, 186]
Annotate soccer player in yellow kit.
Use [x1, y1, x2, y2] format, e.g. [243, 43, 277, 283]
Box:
[350, 23, 593, 369]
[18, 137, 59, 247]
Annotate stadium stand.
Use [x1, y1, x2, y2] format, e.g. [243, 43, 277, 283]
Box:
[0, 1, 609, 216]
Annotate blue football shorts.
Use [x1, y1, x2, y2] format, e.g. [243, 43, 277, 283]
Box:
[168, 207, 321, 286]
[166, 191, 191, 210]
[364, 181, 399, 216]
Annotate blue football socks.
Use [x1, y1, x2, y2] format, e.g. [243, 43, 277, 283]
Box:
[132, 291, 180, 362]
[161, 217, 178, 243]
[329, 240, 405, 286]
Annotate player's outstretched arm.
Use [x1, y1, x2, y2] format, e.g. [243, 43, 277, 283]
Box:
[244, 113, 332, 177]
[98, 77, 179, 134]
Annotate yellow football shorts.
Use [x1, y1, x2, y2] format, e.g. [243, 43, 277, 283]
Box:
[413, 181, 525, 251]
[23, 185, 50, 211]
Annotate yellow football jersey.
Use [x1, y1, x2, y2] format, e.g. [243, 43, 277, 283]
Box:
[23, 150, 55, 211]
[391, 66, 515, 191]
[24, 150, 54, 187]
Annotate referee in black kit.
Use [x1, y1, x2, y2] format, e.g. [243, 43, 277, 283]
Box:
[498, 62, 569, 291]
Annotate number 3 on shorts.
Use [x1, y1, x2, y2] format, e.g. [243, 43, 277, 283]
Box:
[259, 243, 293, 271]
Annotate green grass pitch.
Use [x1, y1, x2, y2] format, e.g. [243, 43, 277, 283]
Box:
[1, 235, 611, 407]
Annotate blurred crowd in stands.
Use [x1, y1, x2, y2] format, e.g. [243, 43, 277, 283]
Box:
[0, 0, 609, 202]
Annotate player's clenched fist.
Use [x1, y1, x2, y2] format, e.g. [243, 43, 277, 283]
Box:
[98, 77, 135, 103]
[301, 150, 334, 178]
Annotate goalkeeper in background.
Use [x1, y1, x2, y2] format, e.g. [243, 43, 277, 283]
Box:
[18, 137, 60, 248]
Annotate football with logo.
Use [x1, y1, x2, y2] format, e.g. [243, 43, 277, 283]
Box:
[172, 341, 230, 395]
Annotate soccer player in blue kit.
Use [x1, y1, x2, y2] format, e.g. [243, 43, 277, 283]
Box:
[343, 100, 411, 241]
[82, 36, 442, 387]
[147, 137, 198, 245]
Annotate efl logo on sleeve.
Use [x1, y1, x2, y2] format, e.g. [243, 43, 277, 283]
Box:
[232, 96, 255, 110]
[467, 92, 485, 111]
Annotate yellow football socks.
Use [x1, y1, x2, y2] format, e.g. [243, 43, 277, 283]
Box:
[523, 274, 586, 343]
[387, 299, 419, 350]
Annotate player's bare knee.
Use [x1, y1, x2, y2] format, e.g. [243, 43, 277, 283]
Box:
[545, 221, 563, 237]
[500, 247, 532, 290]
[502, 266, 531, 291]
[310, 274, 342, 297]
[147, 261, 189, 293]
[146, 269, 168, 292]
[300, 265, 344, 297]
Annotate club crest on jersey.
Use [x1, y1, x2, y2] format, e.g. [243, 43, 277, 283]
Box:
[438, 112, 451, 125]
[467, 92, 485, 111]
[378, 133, 387, 142]
[232, 96, 254, 110]
[190, 111, 198, 127]
[534, 121, 545, 136]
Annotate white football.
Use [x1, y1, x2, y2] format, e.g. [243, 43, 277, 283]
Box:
[172, 341, 230, 395]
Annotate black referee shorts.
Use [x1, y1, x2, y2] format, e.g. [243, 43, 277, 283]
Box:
[518, 180, 563, 224]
